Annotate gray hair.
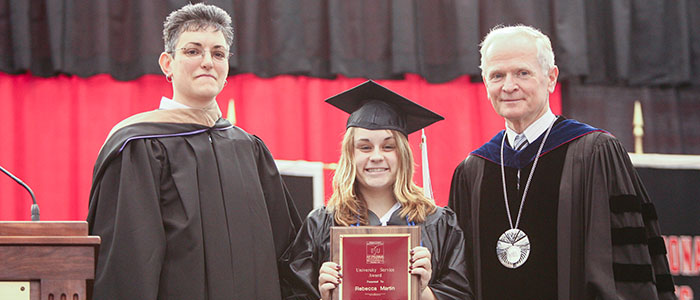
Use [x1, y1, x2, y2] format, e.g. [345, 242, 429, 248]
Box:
[162, 3, 234, 54]
[479, 25, 555, 76]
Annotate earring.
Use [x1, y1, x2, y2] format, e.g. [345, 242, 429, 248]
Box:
[166, 75, 172, 83]
[224, 79, 228, 87]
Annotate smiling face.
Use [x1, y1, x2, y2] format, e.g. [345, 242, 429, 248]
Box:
[352, 128, 399, 194]
[481, 35, 558, 132]
[159, 27, 229, 108]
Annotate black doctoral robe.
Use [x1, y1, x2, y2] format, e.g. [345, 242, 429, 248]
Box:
[87, 106, 301, 299]
[448, 117, 676, 300]
[280, 206, 473, 300]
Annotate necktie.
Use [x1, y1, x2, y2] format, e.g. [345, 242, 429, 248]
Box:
[513, 133, 528, 151]
[513, 133, 528, 190]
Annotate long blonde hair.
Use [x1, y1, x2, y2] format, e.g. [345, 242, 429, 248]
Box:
[327, 127, 436, 226]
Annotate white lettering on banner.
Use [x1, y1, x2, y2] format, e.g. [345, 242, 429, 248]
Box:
[664, 235, 700, 276]
[663, 235, 698, 300]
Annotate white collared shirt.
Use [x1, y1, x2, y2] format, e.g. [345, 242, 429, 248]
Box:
[379, 202, 402, 226]
[158, 96, 193, 110]
[505, 109, 557, 148]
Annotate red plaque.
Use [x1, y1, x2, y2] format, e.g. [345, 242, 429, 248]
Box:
[331, 226, 420, 300]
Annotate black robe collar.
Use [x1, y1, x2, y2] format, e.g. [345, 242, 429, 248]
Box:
[472, 117, 606, 169]
[365, 206, 444, 226]
[367, 207, 409, 226]
[93, 118, 234, 183]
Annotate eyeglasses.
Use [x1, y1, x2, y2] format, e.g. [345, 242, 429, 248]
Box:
[171, 46, 232, 62]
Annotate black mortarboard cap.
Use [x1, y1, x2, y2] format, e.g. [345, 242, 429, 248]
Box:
[325, 80, 444, 136]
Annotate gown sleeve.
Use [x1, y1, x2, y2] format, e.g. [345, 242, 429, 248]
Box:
[252, 135, 303, 258]
[583, 133, 676, 300]
[425, 207, 475, 300]
[448, 157, 473, 238]
[86, 138, 168, 300]
[448, 156, 480, 288]
[280, 208, 331, 300]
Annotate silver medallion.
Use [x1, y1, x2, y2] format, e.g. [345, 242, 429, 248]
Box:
[496, 228, 530, 269]
[497, 119, 554, 269]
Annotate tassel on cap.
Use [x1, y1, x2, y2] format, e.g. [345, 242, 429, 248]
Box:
[421, 129, 434, 199]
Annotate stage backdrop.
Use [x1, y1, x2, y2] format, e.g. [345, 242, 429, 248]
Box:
[0, 72, 561, 221]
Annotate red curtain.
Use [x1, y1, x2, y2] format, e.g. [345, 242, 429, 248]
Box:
[0, 72, 561, 221]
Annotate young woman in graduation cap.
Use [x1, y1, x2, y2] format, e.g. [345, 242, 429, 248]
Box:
[281, 81, 473, 300]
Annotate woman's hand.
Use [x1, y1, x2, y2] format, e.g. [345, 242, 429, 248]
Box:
[318, 261, 342, 300]
[410, 246, 433, 296]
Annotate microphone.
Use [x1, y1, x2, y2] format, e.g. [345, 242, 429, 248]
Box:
[0, 164, 40, 221]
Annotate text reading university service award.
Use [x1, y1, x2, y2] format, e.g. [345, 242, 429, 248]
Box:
[331, 226, 420, 299]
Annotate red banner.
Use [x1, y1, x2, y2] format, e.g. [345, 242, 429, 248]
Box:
[0, 72, 561, 221]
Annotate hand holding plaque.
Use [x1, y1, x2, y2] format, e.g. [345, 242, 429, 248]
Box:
[318, 261, 342, 300]
[409, 246, 432, 293]
[330, 226, 421, 300]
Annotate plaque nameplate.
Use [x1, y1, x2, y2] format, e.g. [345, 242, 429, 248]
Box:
[330, 226, 420, 300]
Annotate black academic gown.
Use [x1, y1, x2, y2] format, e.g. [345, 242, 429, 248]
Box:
[449, 117, 676, 300]
[87, 108, 301, 300]
[280, 206, 473, 300]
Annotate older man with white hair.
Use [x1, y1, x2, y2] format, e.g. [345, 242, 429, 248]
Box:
[448, 25, 676, 300]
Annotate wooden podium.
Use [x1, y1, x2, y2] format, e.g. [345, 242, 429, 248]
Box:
[0, 221, 100, 300]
